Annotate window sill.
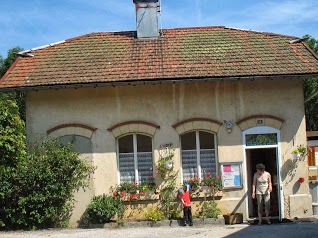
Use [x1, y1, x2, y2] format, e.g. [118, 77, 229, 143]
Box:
[121, 192, 160, 202]
[190, 190, 224, 198]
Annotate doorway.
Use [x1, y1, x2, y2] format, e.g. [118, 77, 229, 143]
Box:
[246, 148, 279, 218]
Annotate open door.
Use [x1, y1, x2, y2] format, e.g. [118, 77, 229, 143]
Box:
[246, 148, 279, 219]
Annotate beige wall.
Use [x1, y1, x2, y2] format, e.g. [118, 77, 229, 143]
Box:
[26, 78, 311, 225]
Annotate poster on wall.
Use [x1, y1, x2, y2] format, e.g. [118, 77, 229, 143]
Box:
[220, 163, 243, 189]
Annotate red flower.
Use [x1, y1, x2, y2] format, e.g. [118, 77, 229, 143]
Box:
[149, 175, 153, 179]
[113, 191, 118, 196]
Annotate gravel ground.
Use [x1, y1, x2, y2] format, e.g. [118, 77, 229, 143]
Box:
[1, 221, 318, 238]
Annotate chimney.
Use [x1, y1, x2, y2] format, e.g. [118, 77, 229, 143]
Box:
[133, 0, 159, 39]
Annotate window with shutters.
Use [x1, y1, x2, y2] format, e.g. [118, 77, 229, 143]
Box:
[117, 134, 153, 184]
[181, 131, 217, 180]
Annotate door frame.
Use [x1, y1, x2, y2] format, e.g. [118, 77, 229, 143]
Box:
[242, 126, 284, 221]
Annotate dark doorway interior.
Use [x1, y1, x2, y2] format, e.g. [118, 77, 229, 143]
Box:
[246, 148, 279, 218]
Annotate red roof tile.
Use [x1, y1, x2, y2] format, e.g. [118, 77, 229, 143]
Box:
[1, 26, 318, 89]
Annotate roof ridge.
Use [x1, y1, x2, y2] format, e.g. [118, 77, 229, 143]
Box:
[19, 26, 300, 54]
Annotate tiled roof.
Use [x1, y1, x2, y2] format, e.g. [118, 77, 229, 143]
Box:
[1, 26, 318, 89]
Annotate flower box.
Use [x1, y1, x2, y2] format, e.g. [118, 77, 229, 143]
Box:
[190, 189, 224, 198]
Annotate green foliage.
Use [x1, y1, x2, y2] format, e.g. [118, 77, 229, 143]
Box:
[144, 207, 165, 222]
[292, 145, 307, 156]
[0, 93, 26, 167]
[183, 175, 201, 192]
[155, 149, 174, 178]
[201, 173, 222, 191]
[0, 47, 23, 78]
[0, 47, 26, 122]
[84, 195, 125, 224]
[0, 137, 95, 230]
[304, 34, 318, 54]
[183, 173, 222, 195]
[157, 145, 179, 219]
[198, 201, 221, 219]
[111, 180, 158, 200]
[304, 35, 318, 131]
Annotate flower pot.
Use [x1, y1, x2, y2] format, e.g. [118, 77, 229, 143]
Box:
[293, 153, 301, 159]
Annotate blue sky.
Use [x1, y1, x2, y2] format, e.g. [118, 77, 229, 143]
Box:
[1, 0, 317, 57]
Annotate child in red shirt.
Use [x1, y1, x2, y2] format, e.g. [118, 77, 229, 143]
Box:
[178, 184, 193, 226]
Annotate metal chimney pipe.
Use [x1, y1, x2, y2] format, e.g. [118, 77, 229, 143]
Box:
[133, 0, 159, 39]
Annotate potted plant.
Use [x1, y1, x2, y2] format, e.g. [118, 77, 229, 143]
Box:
[292, 145, 307, 159]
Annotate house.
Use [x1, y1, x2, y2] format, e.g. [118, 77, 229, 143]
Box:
[1, 0, 318, 226]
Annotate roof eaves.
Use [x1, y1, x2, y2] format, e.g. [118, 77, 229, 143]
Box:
[1, 73, 318, 92]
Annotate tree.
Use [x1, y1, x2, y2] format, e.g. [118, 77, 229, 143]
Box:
[304, 35, 318, 131]
[0, 93, 26, 167]
[0, 47, 26, 121]
[0, 47, 23, 78]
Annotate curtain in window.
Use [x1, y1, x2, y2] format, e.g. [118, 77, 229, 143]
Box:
[181, 131, 216, 180]
[118, 134, 153, 184]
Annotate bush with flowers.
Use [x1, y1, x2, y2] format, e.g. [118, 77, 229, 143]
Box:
[183, 174, 201, 193]
[201, 172, 222, 191]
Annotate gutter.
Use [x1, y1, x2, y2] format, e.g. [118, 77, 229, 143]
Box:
[1, 73, 318, 92]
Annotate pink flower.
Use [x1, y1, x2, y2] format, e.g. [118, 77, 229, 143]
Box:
[149, 175, 153, 179]
[155, 171, 159, 174]
[149, 167, 153, 171]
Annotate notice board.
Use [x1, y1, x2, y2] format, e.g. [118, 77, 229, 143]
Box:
[220, 163, 243, 189]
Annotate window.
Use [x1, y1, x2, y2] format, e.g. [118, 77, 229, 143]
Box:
[181, 131, 217, 180]
[118, 134, 153, 184]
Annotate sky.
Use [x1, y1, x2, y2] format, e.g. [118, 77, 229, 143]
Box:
[1, 0, 318, 58]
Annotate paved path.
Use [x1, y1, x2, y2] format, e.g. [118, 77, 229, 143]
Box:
[1, 220, 318, 238]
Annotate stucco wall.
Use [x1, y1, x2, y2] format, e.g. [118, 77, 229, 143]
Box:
[26, 78, 311, 225]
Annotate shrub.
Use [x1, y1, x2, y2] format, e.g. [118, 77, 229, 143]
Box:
[84, 195, 125, 224]
[144, 207, 165, 222]
[0, 137, 95, 230]
[198, 201, 221, 219]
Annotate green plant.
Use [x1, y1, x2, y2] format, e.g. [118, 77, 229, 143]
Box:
[84, 195, 125, 224]
[144, 207, 165, 222]
[183, 175, 201, 192]
[198, 201, 221, 219]
[0, 137, 95, 230]
[0, 93, 26, 167]
[157, 144, 179, 219]
[156, 144, 175, 178]
[292, 145, 307, 156]
[111, 179, 158, 200]
[201, 173, 222, 191]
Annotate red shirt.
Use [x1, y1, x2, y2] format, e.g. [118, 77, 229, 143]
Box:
[180, 191, 191, 206]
